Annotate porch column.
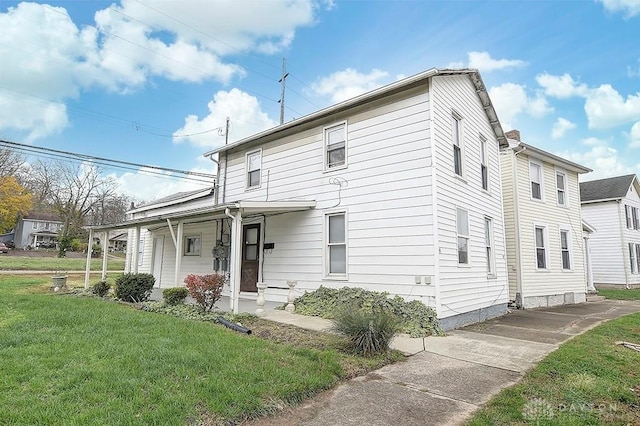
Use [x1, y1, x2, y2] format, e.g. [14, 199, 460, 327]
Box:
[230, 210, 242, 314]
[132, 226, 140, 274]
[101, 231, 109, 281]
[84, 228, 93, 289]
[585, 235, 596, 293]
[174, 221, 183, 287]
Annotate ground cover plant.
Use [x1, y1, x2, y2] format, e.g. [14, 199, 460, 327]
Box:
[597, 287, 640, 301]
[293, 286, 442, 337]
[0, 254, 125, 271]
[0, 276, 403, 425]
[467, 313, 640, 425]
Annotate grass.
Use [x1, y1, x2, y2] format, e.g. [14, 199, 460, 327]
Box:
[0, 254, 125, 271]
[467, 313, 640, 425]
[598, 287, 640, 300]
[0, 276, 403, 425]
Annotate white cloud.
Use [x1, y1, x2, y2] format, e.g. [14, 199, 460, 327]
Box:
[173, 89, 277, 148]
[311, 68, 391, 103]
[488, 83, 553, 129]
[596, 0, 640, 17]
[629, 121, 640, 148]
[584, 84, 640, 129]
[557, 137, 639, 180]
[113, 166, 213, 201]
[536, 73, 589, 99]
[448, 51, 526, 72]
[551, 117, 577, 139]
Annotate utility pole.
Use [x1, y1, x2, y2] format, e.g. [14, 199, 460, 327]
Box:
[278, 58, 289, 125]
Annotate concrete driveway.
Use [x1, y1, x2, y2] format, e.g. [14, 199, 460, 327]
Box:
[251, 299, 640, 426]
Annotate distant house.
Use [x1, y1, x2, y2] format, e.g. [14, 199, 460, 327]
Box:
[499, 130, 592, 308]
[109, 232, 128, 252]
[10, 212, 63, 249]
[89, 68, 511, 331]
[580, 174, 640, 288]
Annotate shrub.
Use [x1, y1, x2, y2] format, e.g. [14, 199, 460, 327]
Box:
[184, 274, 225, 312]
[332, 308, 401, 355]
[92, 280, 111, 297]
[114, 273, 155, 303]
[163, 287, 189, 306]
[293, 286, 443, 337]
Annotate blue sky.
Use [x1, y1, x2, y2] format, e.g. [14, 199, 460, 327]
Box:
[1, 0, 639, 200]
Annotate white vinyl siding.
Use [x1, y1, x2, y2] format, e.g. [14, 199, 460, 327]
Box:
[324, 123, 347, 170]
[556, 170, 567, 207]
[530, 161, 543, 200]
[560, 228, 572, 270]
[246, 150, 261, 189]
[184, 235, 201, 256]
[452, 112, 463, 176]
[535, 225, 548, 270]
[326, 212, 347, 277]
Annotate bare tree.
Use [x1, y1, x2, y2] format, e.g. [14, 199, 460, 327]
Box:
[0, 148, 26, 179]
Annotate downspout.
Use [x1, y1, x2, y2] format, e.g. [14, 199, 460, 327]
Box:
[617, 200, 631, 289]
[225, 207, 242, 314]
[513, 145, 527, 307]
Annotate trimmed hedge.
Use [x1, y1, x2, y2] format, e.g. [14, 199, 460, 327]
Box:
[114, 273, 155, 303]
[92, 281, 111, 297]
[163, 287, 189, 306]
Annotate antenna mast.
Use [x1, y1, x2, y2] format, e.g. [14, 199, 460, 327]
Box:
[278, 58, 289, 125]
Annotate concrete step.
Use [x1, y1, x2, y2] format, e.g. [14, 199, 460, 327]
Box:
[586, 294, 606, 302]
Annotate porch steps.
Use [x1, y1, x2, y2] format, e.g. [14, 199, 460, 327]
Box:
[586, 294, 606, 303]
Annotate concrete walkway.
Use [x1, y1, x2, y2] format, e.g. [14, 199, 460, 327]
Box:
[251, 299, 640, 426]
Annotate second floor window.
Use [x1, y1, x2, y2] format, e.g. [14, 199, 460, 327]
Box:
[625, 205, 633, 229]
[556, 171, 567, 206]
[325, 123, 346, 170]
[634, 207, 640, 230]
[452, 113, 463, 176]
[480, 137, 488, 190]
[530, 162, 543, 200]
[246, 150, 261, 188]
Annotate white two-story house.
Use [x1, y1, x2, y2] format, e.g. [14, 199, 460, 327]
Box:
[90, 68, 510, 330]
[580, 174, 640, 288]
[499, 130, 592, 308]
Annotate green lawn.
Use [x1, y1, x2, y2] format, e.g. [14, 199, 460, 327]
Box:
[598, 287, 640, 300]
[468, 313, 640, 425]
[0, 255, 125, 271]
[0, 276, 398, 424]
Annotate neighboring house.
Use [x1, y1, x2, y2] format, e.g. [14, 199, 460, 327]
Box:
[499, 130, 592, 308]
[90, 68, 511, 330]
[580, 174, 640, 288]
[109, 232, 128, 252]
[11, 212, 63, 249]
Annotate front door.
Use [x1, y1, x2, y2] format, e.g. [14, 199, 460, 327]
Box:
[151, 236, 164, 288]
[240, 224, 260, 292]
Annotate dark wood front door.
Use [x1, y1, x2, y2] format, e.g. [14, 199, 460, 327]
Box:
[240, 223, 260, 292]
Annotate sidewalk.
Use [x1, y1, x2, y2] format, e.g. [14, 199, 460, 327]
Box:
[252, 299, 640, 426]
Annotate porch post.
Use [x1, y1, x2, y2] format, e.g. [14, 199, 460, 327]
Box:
[585, 235, 596, 293]
[231, 210, 242, 314]
[132, 226, 140, 274]
[84, 228, 93, 289]
[174, 221, 183, 287]
[101, 231, 109, 281]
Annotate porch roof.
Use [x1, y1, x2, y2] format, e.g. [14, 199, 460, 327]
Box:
[86, 200, 317, 231]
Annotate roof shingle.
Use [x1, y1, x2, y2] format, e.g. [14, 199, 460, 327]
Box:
[580, 174, 637, 202]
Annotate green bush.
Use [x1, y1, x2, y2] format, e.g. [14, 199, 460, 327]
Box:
[293, 286, 443, 337]
[332, 308, 401, 355]
[92, 281, 111, 297]
[114, 273, 155, 303]
[163, 287, 189, 306]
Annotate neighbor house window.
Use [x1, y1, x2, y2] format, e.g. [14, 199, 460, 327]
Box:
[246, 150, 261, 189]
[636, 244, 640, 273]
[184, 236, 201, 256]
[480, 136, 488, 191]
[457, 208, 469, 264]
[326, 212, 347, 276]
[625, 205, 633, 229]
[556, 171, 567, 206]
[535, 225, 548, 269]
[485, 216, 495, 276]
[530, 161, 543, 200]
[32, 222, 37, 230]
[560, 229, 572, 270]
[452, 113, 463, 176]
[630, 243, 638, 274]
[634, 207, 640, 230]
[325, 123, 346, 170]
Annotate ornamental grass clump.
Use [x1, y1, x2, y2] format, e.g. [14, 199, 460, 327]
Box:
[184, 273, 225, 312]
[332, 308, 401, 356]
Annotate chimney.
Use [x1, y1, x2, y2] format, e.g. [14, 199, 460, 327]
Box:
[505, 129, 520, 141]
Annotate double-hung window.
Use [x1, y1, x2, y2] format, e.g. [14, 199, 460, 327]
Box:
[535, 225, 548, 269]
[636, 244, 640, 273]
[326, 213, 347, 276]
[560, 229, 571, 270]
[480, 136, 488, 191]
[246, 150, 261, 189]
[556, 171, 567, 206]
[530, 162, 543, 200]
[484, 216, 495, 275]
[457, 208, 469, 265]
[452, 113, 463, 176]
[633, 207, 640, 230]
[138, 238, 144, 266]
[184, 235, 201, 256]
[625, 205, 633, 229]
[325, 123, 346, 170]
[630, 243, 638, 274]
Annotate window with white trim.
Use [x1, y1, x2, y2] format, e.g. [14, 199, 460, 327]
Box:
[326, 212, 346, 275]
[625, 205, 633, 229]
[560, 229, 571, 270]
[484, 216, 495, 275]
[530, 161, 543, 200]
[246, 150, 261, 189]
[630, 243, 638, 274]
[633, 207, 640, 230]
[184, 235, 201, 256]
[480, 136, 488, 190]
[636, 244, 640, 273]
[32, 221, 37, 230]
[535, 225, 548, 269]
[138, 238, 144, 266]
[556, 171, 567, 206]
[325, 123, 346, 170]
[457, 208, 469, 264]
[452, 113, 463, 176]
